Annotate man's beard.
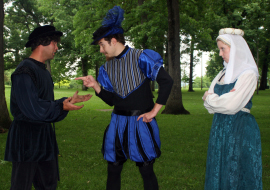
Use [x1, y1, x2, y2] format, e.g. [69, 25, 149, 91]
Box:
[105, 56, 114, 61]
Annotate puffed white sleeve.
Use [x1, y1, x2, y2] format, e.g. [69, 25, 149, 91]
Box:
[204, 70, 257, 114]
[203, 70, 224, 113]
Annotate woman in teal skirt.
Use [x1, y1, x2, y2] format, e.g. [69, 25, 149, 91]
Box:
[202, 28, 262, 190]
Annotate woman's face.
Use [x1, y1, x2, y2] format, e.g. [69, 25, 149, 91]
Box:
[217, 40, 230, 63]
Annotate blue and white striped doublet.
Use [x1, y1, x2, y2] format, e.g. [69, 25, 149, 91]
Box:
[104, 49, 144, 98]
[97, 47, 164, 99]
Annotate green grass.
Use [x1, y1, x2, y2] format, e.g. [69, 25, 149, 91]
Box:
[1, 87, 270, 190]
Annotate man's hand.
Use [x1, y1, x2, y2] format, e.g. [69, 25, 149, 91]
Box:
[70, 91, 92, 104]
[137, 103, 163, 123]
[75, 75, 101, 93]
[137, 111, 156, 123]
[63, 97, 84, 111]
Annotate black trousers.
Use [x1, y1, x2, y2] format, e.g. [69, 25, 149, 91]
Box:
[107, 161, 159, 190]
[10, 160, 58, 190]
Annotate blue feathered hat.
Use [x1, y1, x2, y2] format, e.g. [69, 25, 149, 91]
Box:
[91, 6, 124, 45]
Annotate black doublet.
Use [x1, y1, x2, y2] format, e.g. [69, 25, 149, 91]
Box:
[5, 58, 68, 162]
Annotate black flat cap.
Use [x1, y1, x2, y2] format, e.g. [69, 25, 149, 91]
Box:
[25, 25, 63, 48]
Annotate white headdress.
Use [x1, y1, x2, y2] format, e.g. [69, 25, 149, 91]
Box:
[216, 28, 259, 84]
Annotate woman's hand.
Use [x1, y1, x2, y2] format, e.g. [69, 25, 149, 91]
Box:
[202, 91, 212, 101]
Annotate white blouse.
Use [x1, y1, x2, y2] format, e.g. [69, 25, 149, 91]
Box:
[204, 70, 258, 115]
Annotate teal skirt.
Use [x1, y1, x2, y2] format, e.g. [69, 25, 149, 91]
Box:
[205, 111, 262, 189]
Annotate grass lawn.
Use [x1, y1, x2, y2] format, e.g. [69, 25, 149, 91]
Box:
[0, 87, 269, 190]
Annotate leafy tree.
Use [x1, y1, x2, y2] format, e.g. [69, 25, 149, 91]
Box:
[50, 58, 74, 88]
[4, 0, 46, 70]
[181, 65, 190, 84]
[206, 53, 224, 81]
[240, 0, 269, 91]
[0, 0, 12, 131]
[179, 0, 213, 92]
[181, 68, 189, 89]
[69, 79, 81, 89]
[4, 69, 14, 85]
[125, 0, 168, 93]
[125, 0, 167, 52]
[40, 0, 94, 90]
[72, 0, 115, 89]
[193, 75, 211, 88]
[205, 0, 270, 92]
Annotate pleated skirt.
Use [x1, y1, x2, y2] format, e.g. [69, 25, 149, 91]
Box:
[102, 113, 161, 163]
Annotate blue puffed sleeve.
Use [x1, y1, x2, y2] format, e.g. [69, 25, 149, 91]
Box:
[97, 65, 114, 92]
[138, 49, 163, 81]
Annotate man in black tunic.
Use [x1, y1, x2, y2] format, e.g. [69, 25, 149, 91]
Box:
[4, 25, 91, 190]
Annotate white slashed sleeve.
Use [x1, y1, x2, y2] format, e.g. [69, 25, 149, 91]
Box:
[204, 70, 257, 114]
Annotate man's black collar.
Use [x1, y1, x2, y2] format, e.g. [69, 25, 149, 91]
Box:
[115, 45, 129, 59]
[26, 58, 47, 70]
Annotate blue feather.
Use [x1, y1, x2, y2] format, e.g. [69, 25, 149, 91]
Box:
[102, 6, 124, 28]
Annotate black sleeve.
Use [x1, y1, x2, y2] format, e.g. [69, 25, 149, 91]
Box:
[95, 87, 114, 106]
[12, 74, 69, 122]
[155, 67, 173, 105]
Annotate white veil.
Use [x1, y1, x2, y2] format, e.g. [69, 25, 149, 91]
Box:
[217, 34, 259, 84]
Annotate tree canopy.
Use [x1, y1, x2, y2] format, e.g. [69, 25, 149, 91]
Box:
[1, 0, 270, 123]
[3, 0, 269, 84]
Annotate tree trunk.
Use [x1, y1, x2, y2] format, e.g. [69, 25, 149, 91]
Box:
[188, 36, 194, 92]
[162, 0, 189, 115]
[0, 0, 12, 131]
[81, 57, 88, 91]
[259, 43, 269, 90]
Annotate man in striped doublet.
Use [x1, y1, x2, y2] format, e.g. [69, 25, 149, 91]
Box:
[76, 6, 173, 190]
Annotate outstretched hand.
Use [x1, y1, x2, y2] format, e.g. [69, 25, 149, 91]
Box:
[75, 75, 96, 88]
[70, 91, 92, 104]
[75, 75, 101, 93]
[63, 97, 84, 111]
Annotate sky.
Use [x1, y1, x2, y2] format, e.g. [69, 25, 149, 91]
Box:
[193, 52, 209, 78]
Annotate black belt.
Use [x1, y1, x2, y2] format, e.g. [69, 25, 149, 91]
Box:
[113, 108, 152, 116]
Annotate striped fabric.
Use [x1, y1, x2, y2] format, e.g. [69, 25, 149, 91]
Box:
[104, 48, 145, 98]
[102, 113, 161, 163]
